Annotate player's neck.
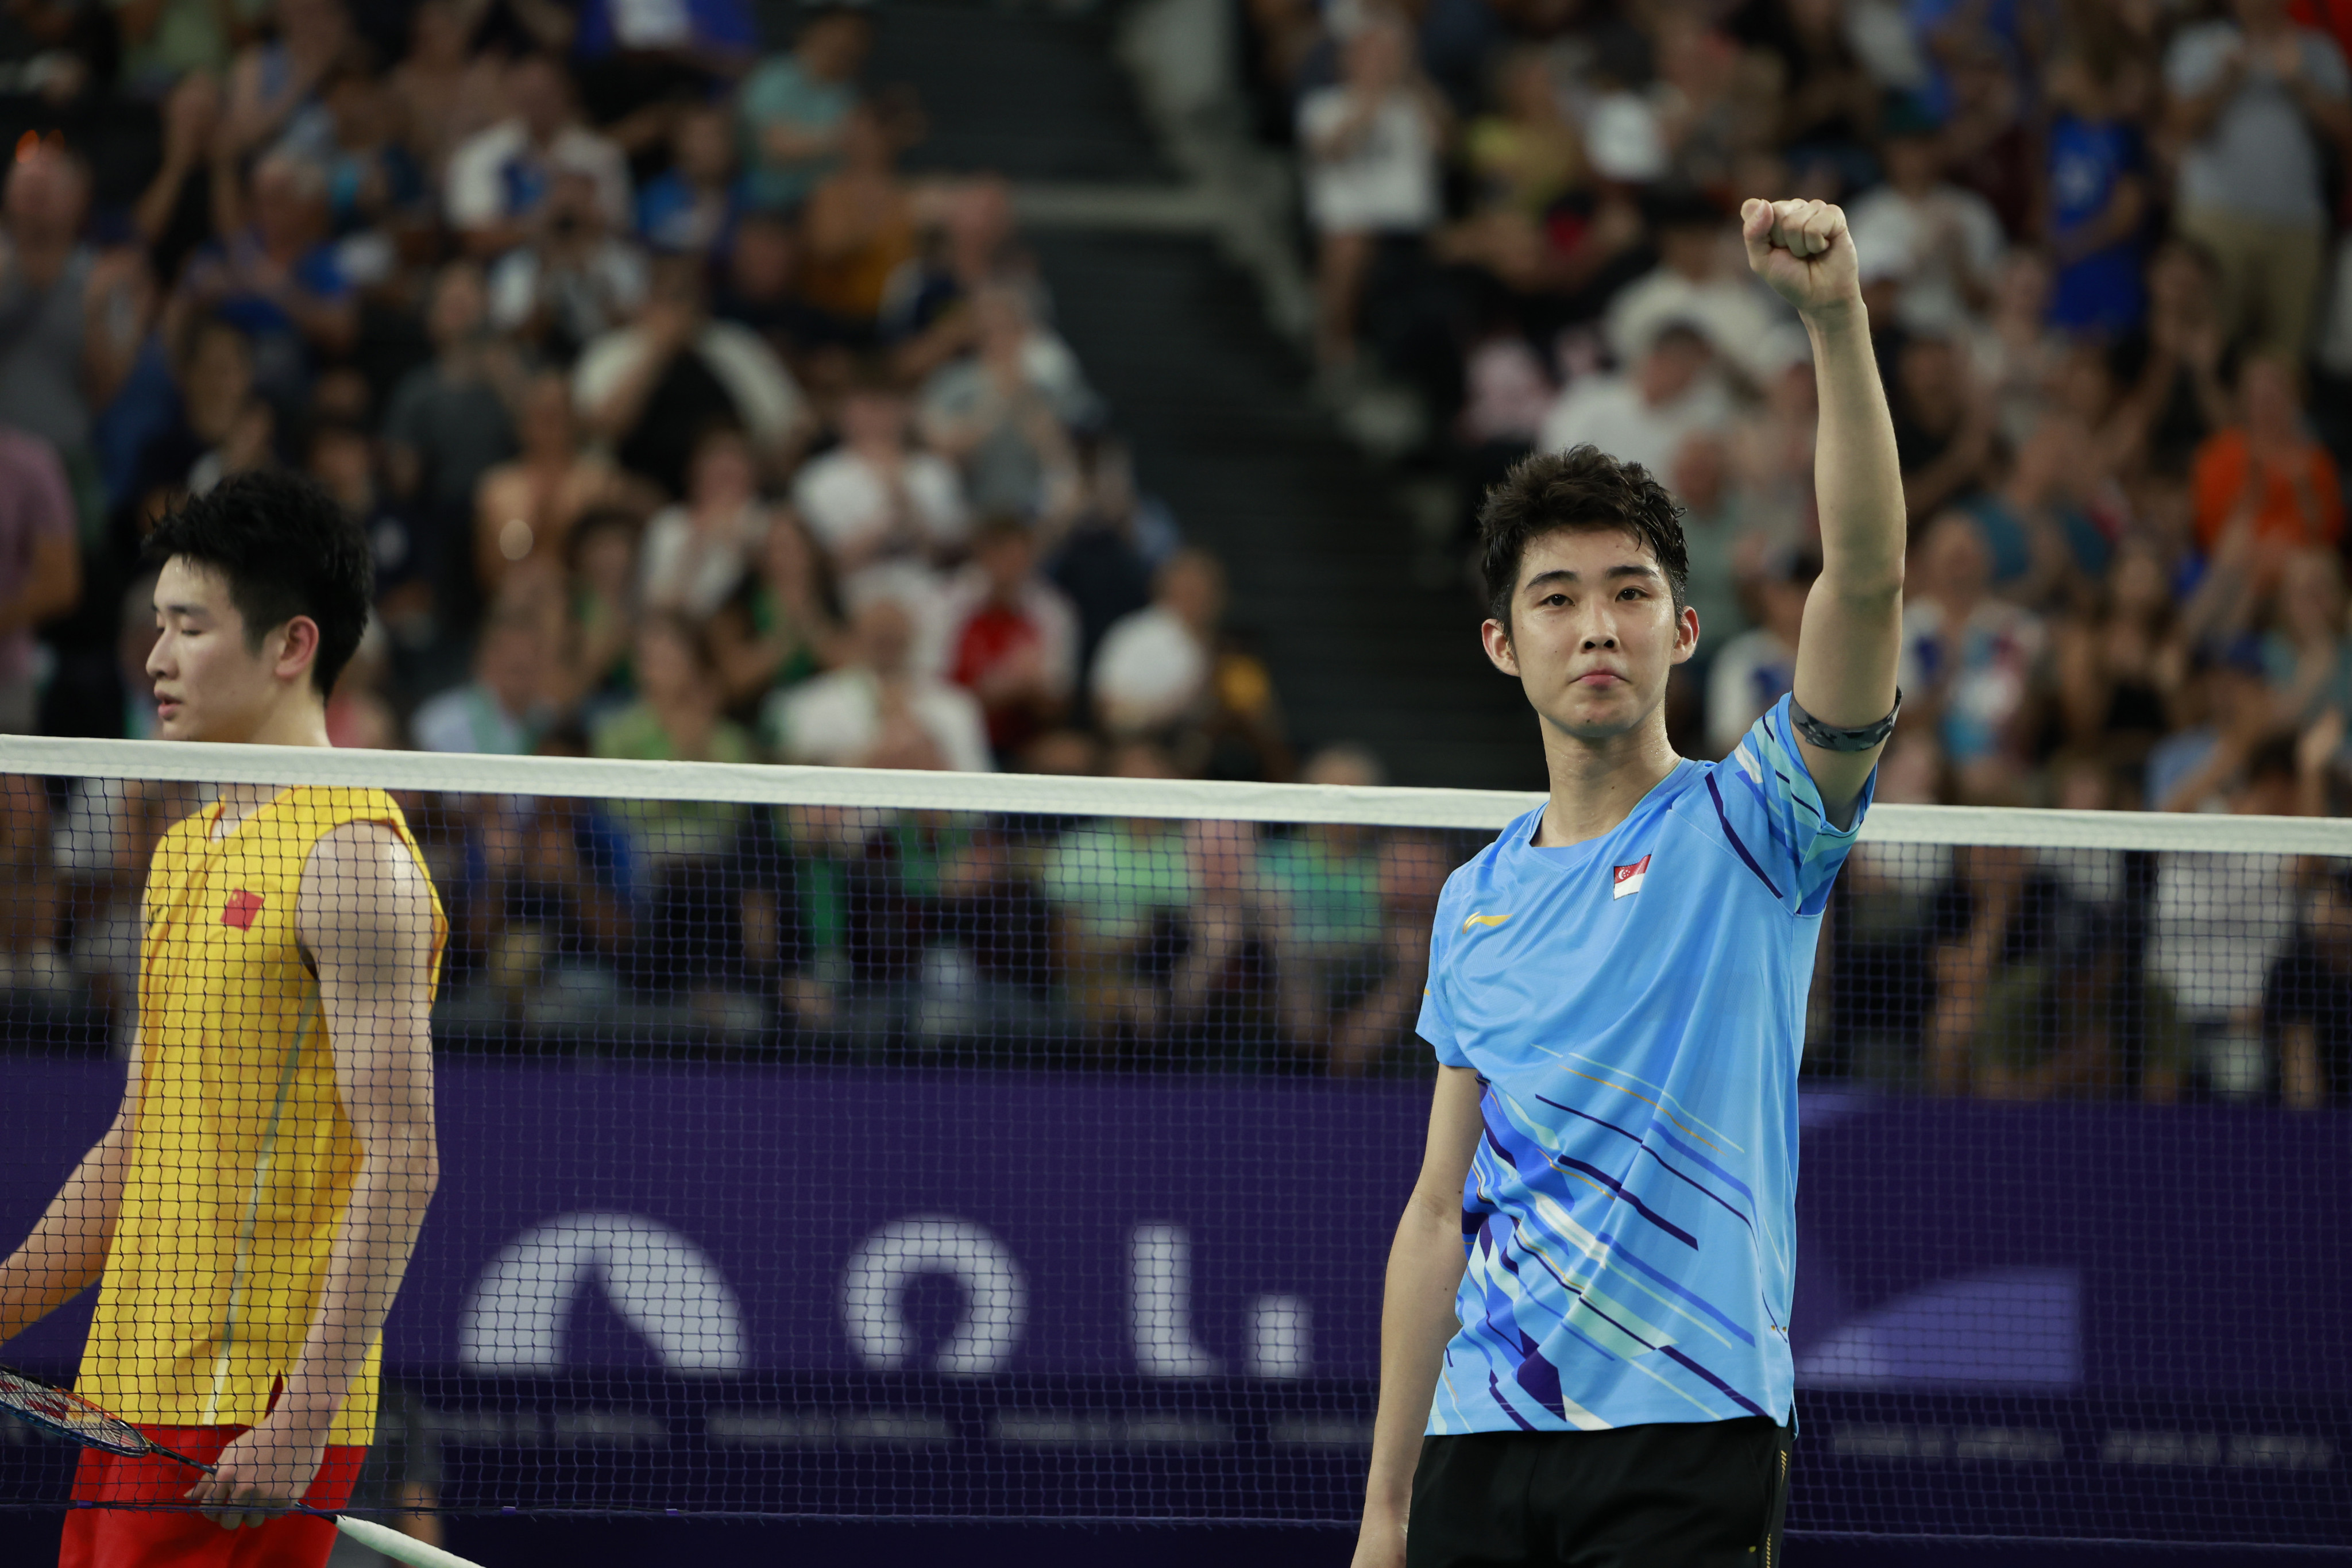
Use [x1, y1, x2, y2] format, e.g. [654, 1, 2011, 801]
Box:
[1531, 719, 1681, 849]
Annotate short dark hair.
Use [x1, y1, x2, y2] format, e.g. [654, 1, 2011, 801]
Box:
[142, 470, 374, 697]
[1478, 445, 1689, 634]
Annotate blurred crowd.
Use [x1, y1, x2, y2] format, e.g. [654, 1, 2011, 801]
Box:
[0, 0, 1488, 1071]
[0, 0, 2347, 1097]
[1238, 0, 2352, 1100]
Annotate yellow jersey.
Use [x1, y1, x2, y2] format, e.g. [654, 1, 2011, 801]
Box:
[79, 786, 445, 1443]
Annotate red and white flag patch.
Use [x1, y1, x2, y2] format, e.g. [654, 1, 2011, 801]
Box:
[1612, 855, 1651, 899]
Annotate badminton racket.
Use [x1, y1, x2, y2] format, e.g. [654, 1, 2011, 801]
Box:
[0, 1365, 486, 1568]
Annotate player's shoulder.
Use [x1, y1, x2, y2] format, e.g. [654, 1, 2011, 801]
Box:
[1431, 808, 1538, 923]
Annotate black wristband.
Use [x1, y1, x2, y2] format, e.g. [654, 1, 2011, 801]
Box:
[1788, 688, 1902, 752]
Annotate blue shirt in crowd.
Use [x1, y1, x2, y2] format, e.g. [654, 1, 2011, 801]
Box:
[2046, 113, 2146, 333]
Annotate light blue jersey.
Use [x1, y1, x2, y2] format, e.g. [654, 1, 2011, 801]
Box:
[1416, 694, 1874, 1434]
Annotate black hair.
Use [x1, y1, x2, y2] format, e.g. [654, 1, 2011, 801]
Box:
[1477, 445, 1689, 635]
[141, 470, 373, 697]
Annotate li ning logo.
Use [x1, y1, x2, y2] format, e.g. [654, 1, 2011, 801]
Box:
[1612, 855, 1652, 899]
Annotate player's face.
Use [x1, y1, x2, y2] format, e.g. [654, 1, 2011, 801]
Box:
[1483, 527, 1697, 741]
[146, 557, 305, 743]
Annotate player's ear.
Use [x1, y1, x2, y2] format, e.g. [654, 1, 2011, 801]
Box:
[270, 615, 322, 685]
[1673, 604, 1700, 665]
[1481, 617, 1520, 678]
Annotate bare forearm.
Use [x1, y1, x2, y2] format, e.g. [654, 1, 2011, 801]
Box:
[280, 1142, 437, 1423]
[1362, 1202, 1468, 1525]
[0, 1127, 128, 1343]
[1808, 312, 1905, 595]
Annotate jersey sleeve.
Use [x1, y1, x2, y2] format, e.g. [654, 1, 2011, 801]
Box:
[1415, 890, 1472, 1068]
[1703, 692, 1876, 918]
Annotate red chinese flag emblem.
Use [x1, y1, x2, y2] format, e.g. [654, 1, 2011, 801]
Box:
[221, 890, 265, 930]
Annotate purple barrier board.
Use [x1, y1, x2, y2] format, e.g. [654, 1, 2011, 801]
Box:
[2, 1062, 2347, 1541]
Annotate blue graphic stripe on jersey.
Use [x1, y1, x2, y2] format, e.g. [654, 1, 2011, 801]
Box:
[1704, 771, 1785, 900]
[1635, 1144, 1756, 1231]
[1534, 1093, 1642, 1146]
[1652, 1124, 1756, 1204]
[1660, 1345, 1770, 1418]
[1555, 1157, 1698, 1248]
[1596, 1232, 1755, 1346]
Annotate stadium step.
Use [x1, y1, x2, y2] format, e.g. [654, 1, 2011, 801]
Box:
[847, 1, 1541, 791]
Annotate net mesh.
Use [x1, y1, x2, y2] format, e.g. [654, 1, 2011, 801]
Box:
[0, 747, 2345, 1547]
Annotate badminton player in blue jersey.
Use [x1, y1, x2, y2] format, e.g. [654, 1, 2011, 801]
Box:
[1352, 197, 1905, 1568]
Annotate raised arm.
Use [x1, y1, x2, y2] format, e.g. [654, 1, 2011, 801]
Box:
[1353, 1063, 1485, 1568]
[188, 821, 439, 1526]
[1741, 198, 1905, 823]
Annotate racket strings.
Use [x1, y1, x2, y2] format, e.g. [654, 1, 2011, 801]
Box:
[0, 1367, 150, 1456]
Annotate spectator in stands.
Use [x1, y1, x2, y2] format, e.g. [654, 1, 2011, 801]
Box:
[221, 0, 352, 157]
[1045, 736, 1199, 1048]
[1606, 191, 1805, 390]
[126, 313, 267, 508]
[132, 71, 230, 291]
[1969, 902, 2193, 1102]
[391, 0, 508, 184]
[710, 507, 841, 716]
[383, 261, 521, 558]
[1669, 429, 1756, 670]
[2150, 737, 2312, 1096]
[939, 514, 1079, 763]
[545, 507, 642, 723]
[637, 103, 740, 260]
[2148, 639, 2281, 813]
[474, 370, 650, 597]
[1902, 511, 2047, 803]
[485, 167, 651, 360]
[2263, 549, 2349, 729]
[0, 142, 144, 477]
[445, 53, 631, 259]
[794, 97, 924, 342]
[638, 426, 768, 619]
[2191, 355, 2343, 558]
[574, 254, 806, 496]
[1092, 546, 1219, 739]
[1888, 328, 1996, 524]
[1262, 744, 1391, 1072]
[594, 611, 755, 762]
[411, 611, 553, 755]
[917, 283, 1100, 519]
[1845, 97, 2004, 333]
[791, 376, 968, 607]
[767, 594, 989, 771]
[739, 3, 872, 214]
[0, 427, 80, 732]
[1538, 322, 1732, 479]
[1297, 13, 1447, 374]
[2042, 51, 2152, 338]
[2165, 0, 2351, 361]
[2263, 867, 2352, 1107]
[181, 151, 357, 399]
[2052, 538, 2183, 783]
[459, 786, 634, 1027]
[1706, 544, 1812, 759]
[590, 615, 759, 1018]
[570, 0, 755, 146]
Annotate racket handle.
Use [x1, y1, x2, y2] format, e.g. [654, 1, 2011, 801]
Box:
[330, 1512, 490, 1568]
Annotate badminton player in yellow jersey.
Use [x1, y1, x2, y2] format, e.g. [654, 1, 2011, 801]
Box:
[0, 471, 446, 1568]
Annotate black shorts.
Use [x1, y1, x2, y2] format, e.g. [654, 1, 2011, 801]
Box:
[1407, 1416, 1791, 1568]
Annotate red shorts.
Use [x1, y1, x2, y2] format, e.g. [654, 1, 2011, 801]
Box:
[59, 1426, 366, 1568]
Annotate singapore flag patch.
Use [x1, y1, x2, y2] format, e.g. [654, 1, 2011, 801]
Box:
[1612, 855, 1652, 899]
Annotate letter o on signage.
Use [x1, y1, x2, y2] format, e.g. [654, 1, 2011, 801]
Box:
[840, 1215, 1028, 1376]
